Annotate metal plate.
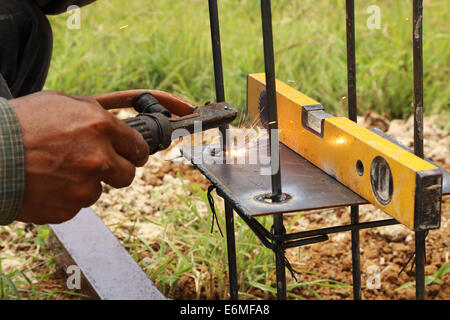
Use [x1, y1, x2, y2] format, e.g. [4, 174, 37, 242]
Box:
[49, 208, 165, 300]
[181, 140, 368, 217]
[182, 137, 449, 218]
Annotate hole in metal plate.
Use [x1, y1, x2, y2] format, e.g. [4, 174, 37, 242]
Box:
[254, 193, 292, 204]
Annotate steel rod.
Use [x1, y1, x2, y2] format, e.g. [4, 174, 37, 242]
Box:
[273, 214, 287, 300]
[260, 0, 282, 201]
[208, 0, 228, 153]
[350, 206, 361, 300]
[345, 0, 362, 301]
[415, 230, 426, 300]
[224, 201, 239, 300]
[234, 207, 398, 245]
[283, 218, 399, 241]
[261, 1, 285, 296]
[413, 0, 424, 159]
[282, 235, 329, 249]
[244, 216, 275, 242]
[413, 0, 426, 300]
[346, 0, 357, 123]
[234, 209, 274, 249]
[236, 209, 398, 242]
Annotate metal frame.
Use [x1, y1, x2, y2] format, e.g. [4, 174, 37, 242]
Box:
[44, 0, 443, 301]
[207, 0, 435, 300]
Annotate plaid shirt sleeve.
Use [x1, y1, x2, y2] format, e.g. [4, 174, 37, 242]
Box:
[0, 98, 25, 225]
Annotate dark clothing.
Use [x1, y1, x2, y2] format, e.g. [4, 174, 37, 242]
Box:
[0, 97, 25, 225]
[0, 0, 96, 98]
[0, 0, 50, 223]
[0, 0, 52, 98]
[0, 0, 95, 224]
[36, 0, 96, 15]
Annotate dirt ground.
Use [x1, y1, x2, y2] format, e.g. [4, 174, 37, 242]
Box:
[46, 111, 450, 300]
[277, 112, 450, 300]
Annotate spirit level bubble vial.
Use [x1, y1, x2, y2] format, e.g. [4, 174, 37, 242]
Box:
[247, 73, 442, 231]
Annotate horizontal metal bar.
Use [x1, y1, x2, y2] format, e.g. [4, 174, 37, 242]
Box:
[283, 235, 329, 249]
[234, 203, 398, 250]
[284, 218, 399, 241]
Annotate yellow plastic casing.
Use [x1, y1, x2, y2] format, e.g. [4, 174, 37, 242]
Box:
[247, 73, 442, 230]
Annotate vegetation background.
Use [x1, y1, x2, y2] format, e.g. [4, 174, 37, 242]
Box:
[0, 0, 448, 300]
[45, 0, 449, 124]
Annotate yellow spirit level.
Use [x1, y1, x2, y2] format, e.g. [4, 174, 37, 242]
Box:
[247, 73, 442, 231]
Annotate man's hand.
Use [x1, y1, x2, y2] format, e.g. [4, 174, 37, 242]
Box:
[9, 90, 149, 224]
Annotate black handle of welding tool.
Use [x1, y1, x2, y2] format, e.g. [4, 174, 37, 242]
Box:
[122, 93, 173, 155]
[123, 113, 172, 155]
[132, 92, 171, 117]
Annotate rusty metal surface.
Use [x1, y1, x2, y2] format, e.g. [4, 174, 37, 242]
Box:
[182, 136, 449, 218]
[181, 140, 368, 217]
[169, 102, 237, 134]
[49, 208, 165, 300]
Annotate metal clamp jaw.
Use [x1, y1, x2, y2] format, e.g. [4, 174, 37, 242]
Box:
[123, 92, 237, 155]
[301, 104, 332, 137]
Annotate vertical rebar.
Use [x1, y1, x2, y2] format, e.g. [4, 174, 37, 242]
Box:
[224, 201, 239, 300]
[261, 0, 286, 300]
[415, 230, 426, 300]
[273, 214, 287, 300]
[346, 0, 357, 122]
[413, 0, 426, 300]
[413, 0, 424, 160]
[208, 0, 228, 153]
[345, 0, 362, 300]
[350, 207, 361, 300]
[208, 0, 238, 300]
[260, 0, 282, 201]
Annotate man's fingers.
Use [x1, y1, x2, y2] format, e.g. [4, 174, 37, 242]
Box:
[110, 117, 150, 167]
[74, 92, 150, 167]
[77, 182, 103, 208]
[100, 147, 137, 188]
[79, 96, 150, 167]
[17, 204, 81, 225]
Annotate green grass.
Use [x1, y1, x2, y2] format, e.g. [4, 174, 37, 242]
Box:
[113, 176, 352, 300]
[4, 0, 447, 300]
[0, 225, 84, 300]
[45, 0, 449, 122]
[396, 260, 450, 291]
[2, 178, 445, 300]
[116, 178, 281, 299]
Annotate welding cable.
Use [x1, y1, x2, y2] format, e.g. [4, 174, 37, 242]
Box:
[398, 230, 429, 276]
[207, 185, 224, 237]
